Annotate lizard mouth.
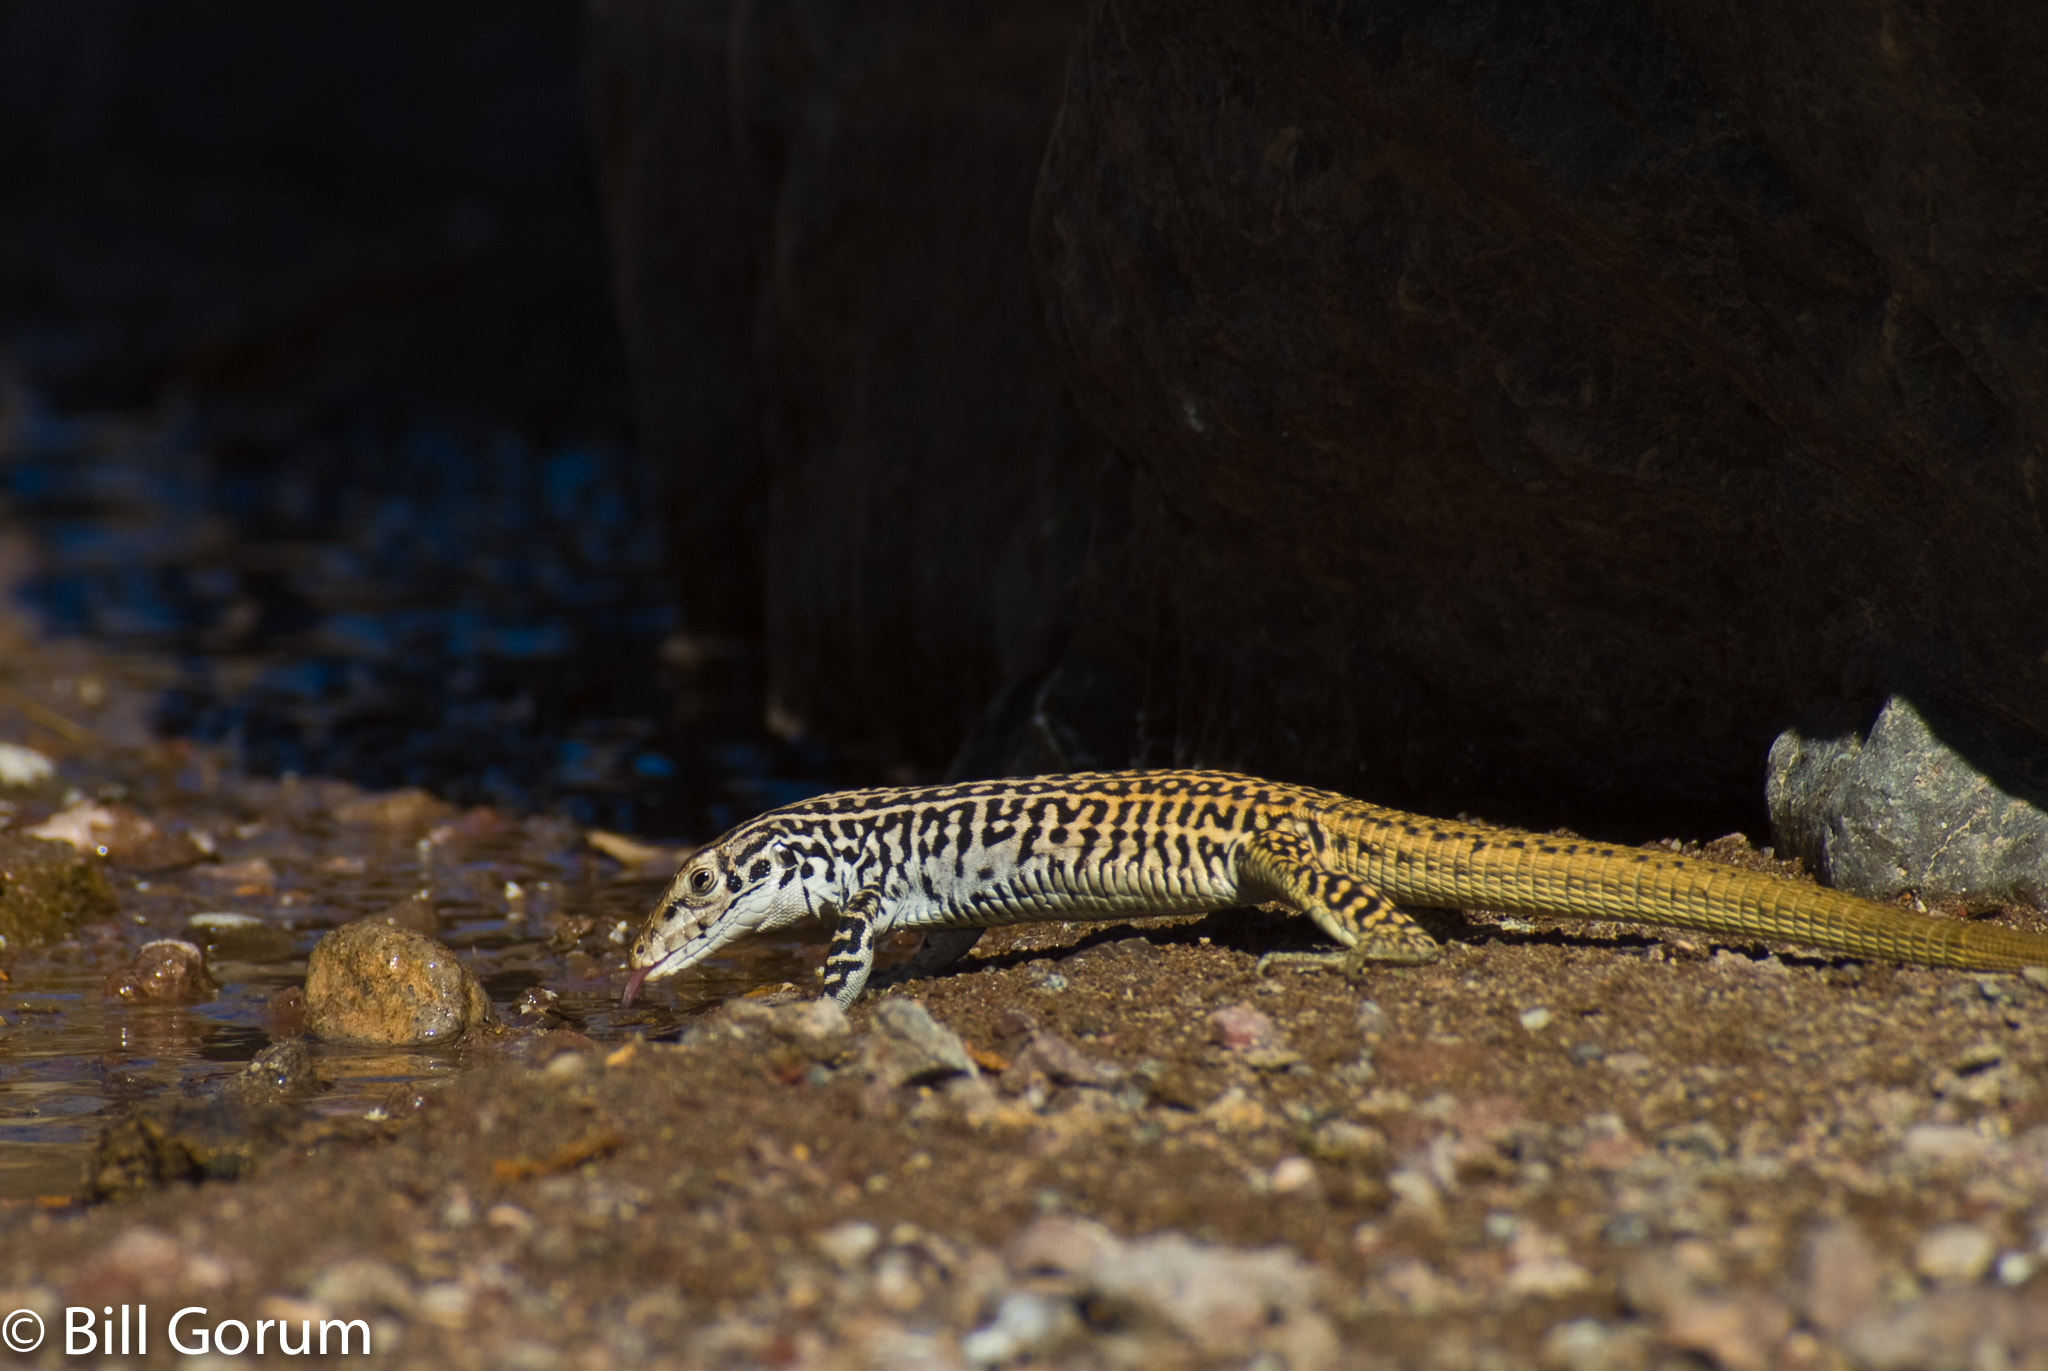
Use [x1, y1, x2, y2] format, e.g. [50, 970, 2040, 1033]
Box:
[618, 934, 712, 1006]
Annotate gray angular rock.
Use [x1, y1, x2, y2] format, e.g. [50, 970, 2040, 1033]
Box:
[865, 998, 977, 1087]
[1768, 696, 2048, 904]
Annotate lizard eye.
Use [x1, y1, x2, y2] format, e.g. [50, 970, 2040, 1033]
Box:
[688, 867, 716, 896]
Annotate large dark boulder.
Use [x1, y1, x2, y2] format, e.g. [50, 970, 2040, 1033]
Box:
[588, 0, 1098, 765]
[1029, 0, 2048, 835]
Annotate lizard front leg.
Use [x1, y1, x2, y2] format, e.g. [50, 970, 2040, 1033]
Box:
[820, 888, 885, 1006]
[1237, 827, 1441, 972]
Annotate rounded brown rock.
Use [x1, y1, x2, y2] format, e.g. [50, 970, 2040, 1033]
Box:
[303, 919, 497, 1046]
[102, 938, 219, 1005]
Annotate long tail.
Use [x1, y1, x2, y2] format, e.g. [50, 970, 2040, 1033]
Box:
[1332, 804, 2048, 971]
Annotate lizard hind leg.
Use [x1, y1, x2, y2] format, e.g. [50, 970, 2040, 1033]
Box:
[1238, 828, 1441, 974]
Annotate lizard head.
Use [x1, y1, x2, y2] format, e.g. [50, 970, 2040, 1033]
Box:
[622, 822, 820, 1004]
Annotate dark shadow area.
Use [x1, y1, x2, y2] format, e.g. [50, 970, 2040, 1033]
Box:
[0, 0, 851, 835]
[0, 0, 626, 435]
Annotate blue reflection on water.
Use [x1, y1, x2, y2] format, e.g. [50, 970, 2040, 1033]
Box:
[0, 392, 837, 835]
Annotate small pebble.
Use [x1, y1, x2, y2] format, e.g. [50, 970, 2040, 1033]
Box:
[414, 1280, 472, 1328]
[101, 938, 217, 1004]
[184, 910, 294, 962]
[229, 1038, 317, 1098]
[1269, 1156, 1318, 1195]
[333, 787, 458, 833]
[371, 894, 440, 935]
[487, 1204, 535, 1236]
[872, 1251, 924, 1311]
[1539, 1318, 1612, 1371]
[1208, 1001, 1280, 1052]
[29, 800, 201, 869]
[1505, 1255, 1594, 1299]
[0, 742, 55, 787]
[1001, 1031, 1122, 1090]
[1901, 1124, 1990, 1166]
[1310, 1119, 1388, 1167]
[1604, 1050, 1654, 1083]
[1997, 1252, 2036, 1286]
[1519, 1006, 1553, 1032]
[992, 1008, 1037, 1038]
[1913, 1224, 1995, 1283]
[1948, 1040, 2004, 1073]
[191, 856, 277, 890]
[767, 997, 852, 1062]
[813, 1221, 880, 1271]
[1978, 975, 2020, 1004]
[308, 1257, 415, 1313]
[962, 1291, 1062, 1366]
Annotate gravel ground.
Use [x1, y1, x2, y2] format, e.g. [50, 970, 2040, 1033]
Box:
[9, 844, 2048, 1368]
[3, 577, 2047, 1368]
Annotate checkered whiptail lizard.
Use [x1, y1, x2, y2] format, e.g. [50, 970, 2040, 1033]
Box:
[622, 769, 2048, 1007]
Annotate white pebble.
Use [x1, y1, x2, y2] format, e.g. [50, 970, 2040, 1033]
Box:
[1520, 1007, 1553, 1032]
[813, 1221, 881, 1271]
[1914, 1224, 1995, 1283]
[1507, 1255, 1594, 1299]
[0, 743, 53, 787]
[1540, 1318, 1612, 1371]
[962, 1291, 1061, 1366]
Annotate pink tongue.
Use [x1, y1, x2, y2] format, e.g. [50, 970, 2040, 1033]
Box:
[621, 966, 651, 1007]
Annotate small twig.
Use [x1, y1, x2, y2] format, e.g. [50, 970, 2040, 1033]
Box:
[0, 681, 99, 744]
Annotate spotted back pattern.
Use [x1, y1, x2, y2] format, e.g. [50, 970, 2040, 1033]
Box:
[626, 768, 2048, 1005]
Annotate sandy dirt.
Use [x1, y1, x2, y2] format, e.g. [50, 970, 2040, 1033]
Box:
[6, 744, 2048, 1369]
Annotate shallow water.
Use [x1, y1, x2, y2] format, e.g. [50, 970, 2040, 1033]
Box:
[0, 787, 833, 1200]
[1, 381, 840, 834]
[0, 384, 844, 1200]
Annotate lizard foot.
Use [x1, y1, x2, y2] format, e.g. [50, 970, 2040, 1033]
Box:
[1256, 935, 1443, 977]
[1255, 949, 1351, 976]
